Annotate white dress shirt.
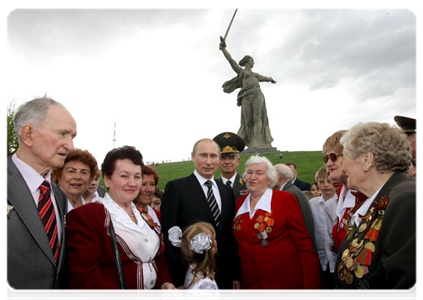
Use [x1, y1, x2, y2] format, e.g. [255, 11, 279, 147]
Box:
[220, 173, 238, 188]
[309, 194, 338, 272]
[98, 194, 160, 289]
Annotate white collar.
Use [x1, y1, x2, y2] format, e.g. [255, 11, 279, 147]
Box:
[353, 185, 384, 226]
[236, 188, 273, 219]
[279, 181, 288, 191]
[194, 170, 217, 188]
[98, 193, 147, 233]
[12, 153, 52, 193]
[221, 173, 237, 185]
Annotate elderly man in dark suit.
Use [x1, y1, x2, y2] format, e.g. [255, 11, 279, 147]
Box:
[213, 132, 247, 200]
[7, 97, 77, 288]
[161, 138, 241, 289]
[274, 164, 316, 249]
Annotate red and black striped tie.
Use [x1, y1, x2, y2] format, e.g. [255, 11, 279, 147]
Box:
[38, 180, 60, 262]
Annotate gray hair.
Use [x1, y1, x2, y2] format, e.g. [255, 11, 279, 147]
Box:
[243, 155, 278, 188]
[274, 164, 294, 180]
[14, 96, 66, 143]
[340, 122, 411, 173]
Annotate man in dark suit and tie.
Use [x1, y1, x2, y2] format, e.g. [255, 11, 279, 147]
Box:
[286, 162, 312, 191]
[7, 97, 77, 288]
[161, 138, 241, 289]
[213, 132, 247, 200]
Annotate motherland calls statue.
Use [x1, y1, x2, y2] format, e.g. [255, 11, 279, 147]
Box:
[219, 37, 276, 150]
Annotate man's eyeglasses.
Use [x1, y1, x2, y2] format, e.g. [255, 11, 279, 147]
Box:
[323, 153, 343, 163]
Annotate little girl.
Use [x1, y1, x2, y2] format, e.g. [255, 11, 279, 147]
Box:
[168, 222, 218, 289]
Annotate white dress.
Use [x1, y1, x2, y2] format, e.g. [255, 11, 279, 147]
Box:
[183, 265, 218, 290]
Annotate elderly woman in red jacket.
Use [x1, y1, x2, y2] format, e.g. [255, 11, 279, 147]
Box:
[233, 155, 320, 289]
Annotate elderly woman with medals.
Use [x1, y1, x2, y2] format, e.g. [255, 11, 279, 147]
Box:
[336, 122, 416, 289]
[66, 146, 175, 289]
[232, 155, 320, 289]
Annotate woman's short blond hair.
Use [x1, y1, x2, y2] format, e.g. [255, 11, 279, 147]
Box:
[340, 122, 411, 173]
[322, 130, 347, 154]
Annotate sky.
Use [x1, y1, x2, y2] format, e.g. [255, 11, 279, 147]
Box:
[3, 4, 418, 166]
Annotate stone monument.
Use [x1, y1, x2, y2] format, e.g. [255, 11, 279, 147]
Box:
[219, 11, 277, 154]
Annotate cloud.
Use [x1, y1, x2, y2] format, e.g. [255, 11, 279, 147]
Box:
[6, 8, 416, 162]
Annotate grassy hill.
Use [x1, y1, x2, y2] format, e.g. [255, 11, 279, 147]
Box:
[152, 151, 325, 191]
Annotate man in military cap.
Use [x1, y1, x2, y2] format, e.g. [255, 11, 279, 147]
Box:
[395, 115, 416, 177]
[213, 132, 247, 200]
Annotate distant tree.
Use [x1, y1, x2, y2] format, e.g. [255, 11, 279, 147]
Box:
[7, 101, 18, 156]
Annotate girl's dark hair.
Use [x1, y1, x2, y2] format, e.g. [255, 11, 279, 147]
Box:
[101, 145, 144, 178]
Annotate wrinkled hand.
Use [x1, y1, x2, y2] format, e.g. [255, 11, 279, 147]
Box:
[162, 282, 184, 300]
[219, 36, 226, 50]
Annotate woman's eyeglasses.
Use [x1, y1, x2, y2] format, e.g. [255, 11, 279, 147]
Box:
[323, 153, 343, 163]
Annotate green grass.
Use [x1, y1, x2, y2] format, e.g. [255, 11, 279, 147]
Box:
[151, 151, 325, 191]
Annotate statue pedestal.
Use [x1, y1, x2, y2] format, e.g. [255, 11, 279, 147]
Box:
[241, 147, 278, 155]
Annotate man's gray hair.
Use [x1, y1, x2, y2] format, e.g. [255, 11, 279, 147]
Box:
[14, 96, 66, 143]
[274, 164, 294, 180]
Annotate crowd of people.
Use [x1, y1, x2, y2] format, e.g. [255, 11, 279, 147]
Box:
[7, 96, 416, 290]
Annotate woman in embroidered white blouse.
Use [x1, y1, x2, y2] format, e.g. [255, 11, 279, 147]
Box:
[66, 146, 175, 289]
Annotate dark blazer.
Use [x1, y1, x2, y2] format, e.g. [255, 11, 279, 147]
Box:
[293, 178, 311, 191]
[335, 172, 415, 289]
[97, 185, 106, 198]
[216, 173, 247, 200]
[161, 173, 240, 288]
[7, 156, 68, 289]
[282, 181, 316, 249]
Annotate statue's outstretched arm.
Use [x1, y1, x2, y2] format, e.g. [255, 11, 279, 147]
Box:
[219, 37, 241, 74]
[257, 73, 277, 84]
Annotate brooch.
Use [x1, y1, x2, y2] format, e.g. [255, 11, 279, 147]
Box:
[7, 204, 14, 219]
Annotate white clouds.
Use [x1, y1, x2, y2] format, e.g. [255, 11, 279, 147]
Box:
[5, 8, 416, 163]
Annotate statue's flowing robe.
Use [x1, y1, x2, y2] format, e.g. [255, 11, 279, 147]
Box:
[223, 70, 273, 148]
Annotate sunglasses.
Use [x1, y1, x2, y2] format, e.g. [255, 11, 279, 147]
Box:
[323, 153, 343, 163]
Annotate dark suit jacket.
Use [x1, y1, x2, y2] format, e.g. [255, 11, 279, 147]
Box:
[293, 178, 311, 191]
[161, 173, 240, 288]
[7, 156, 68, 289]
[335, 172, 415, 289]
[216, 173, 247, 200]
[97, 185, 106, 198]
[282, 181, 316, 249]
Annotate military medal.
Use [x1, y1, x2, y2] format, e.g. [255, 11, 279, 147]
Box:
[254, 211, 274, 247]
[232, 215, 242, 231]
[337, 195, 387, 286]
